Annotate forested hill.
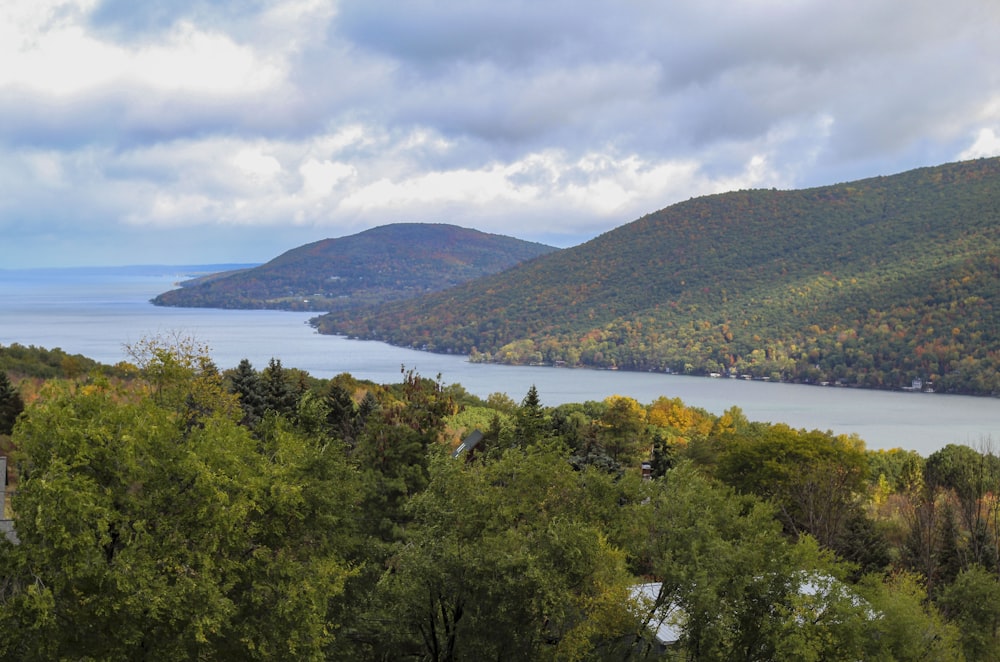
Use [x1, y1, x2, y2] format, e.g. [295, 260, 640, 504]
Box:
[151, 223, 557, 311]
[314, 157, 1000, 396]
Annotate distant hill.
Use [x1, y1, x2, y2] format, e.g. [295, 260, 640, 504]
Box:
[314, 158, 1000, 396]
[151, 224, 558, 312]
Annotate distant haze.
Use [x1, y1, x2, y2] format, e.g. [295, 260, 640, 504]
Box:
[2, 1, 1000, 267]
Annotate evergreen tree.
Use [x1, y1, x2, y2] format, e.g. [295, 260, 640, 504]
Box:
[514, 384, 545, 446]
[324, 383, 357, 445]
[228, 359, 266, 428]
[0, 370, 24, 436]
[355, 390, 379, 429]
[835, 508, 891, 578]
[936, 501, 964, 587]
[262, 358, 298, 417]
[649, 430, 675, 479]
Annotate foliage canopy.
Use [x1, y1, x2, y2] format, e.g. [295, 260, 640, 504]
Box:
[316, 157, 1000, 395]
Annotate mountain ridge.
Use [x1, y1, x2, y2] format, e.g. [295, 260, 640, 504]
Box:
[313, 157, 1000, 396]
[151, 223, 558, 312]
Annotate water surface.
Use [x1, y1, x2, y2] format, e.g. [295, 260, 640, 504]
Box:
[2, 266, 998, 454]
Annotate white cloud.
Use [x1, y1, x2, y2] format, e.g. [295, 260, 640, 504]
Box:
[3, 0, 1000, 266]
[0, 8, 282, 97]
[299, 159, 355, 199]
[958, 128, 1000, 160]
[233, 148, 283, 182]
[142, 192, 218, 226]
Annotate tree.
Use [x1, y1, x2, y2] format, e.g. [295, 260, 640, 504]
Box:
[715, 424, 870, 551]
[854, 571, 961, 662]
[938, 565, 1000, 660]
[649, 430, 677, 479]
[373, 448, 638, 661]
[1, 381, 259, 659]
[598, 395, 647, 465]
[514, 384, 546, 446]
[261, 357, 298, 417]
[629, 463, 876, 661]
[123, 332, 212, 406]
[325, 382, 357, 445]
[0, 370, 24, 436]
[0, 349, 356, 660]
[925, 443, 1000, 570]
[228, 358, 266, 428]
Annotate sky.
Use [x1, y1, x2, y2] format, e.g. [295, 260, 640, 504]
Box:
[2, 0, 1000, 268]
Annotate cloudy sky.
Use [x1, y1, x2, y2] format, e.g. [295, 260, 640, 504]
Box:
[2, 0, 1000, 268]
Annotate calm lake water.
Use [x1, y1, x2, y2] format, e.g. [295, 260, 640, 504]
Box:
[2, 265, 999, 455]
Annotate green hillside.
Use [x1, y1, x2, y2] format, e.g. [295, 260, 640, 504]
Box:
[314, 158, 1000, 395]
[151, 223, 557, 312]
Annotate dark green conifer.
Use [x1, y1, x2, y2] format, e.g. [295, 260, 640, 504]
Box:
[228, 358, 265, 428]
[649, 431, 676, 479]
[0, 370, 24, 436]
[515, 384, 545, 445]
[262, 358, 298, 417]
[325, 383, 357, 445]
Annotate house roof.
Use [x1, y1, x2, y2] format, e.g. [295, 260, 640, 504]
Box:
[631, 583, 682, 645]
[451, 430, 484, 458]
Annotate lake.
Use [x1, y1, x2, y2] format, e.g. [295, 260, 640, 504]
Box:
[2, 265, 999, 455]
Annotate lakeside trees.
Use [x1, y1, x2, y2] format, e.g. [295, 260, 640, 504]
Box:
[2, 343, 999, 659]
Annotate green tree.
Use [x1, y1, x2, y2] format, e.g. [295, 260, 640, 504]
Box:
[649, 430, 677, 479]
[630, 463, 912, 661]
[0, 355, 356, 660]
[228, 358, 266, 428]
[854, 571, 961, 661]
[598, 395, 647, 465]
[223, 415, 360, 660]
[715, 424, 870, 551]
[925, 443, 1000, 570]
[938, 565, 1000, 660]
[0, 370, 24, 436]
[629, 463, 835, 660]
[123, 332, 212, 406]
[630, 458, 958, 661]
[514, 384, 547, 446]
[261, 357, 298, 417]
[868, 448, 924, 494]
[324, 381, 357, 445]
[374, 448, 638, 661]
[1, 381, 260, 659]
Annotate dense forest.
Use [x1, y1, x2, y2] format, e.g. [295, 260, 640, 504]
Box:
[151, 224, 557, 312]
[314, 158, 1000, 396]
[3, 338, 1000, 660]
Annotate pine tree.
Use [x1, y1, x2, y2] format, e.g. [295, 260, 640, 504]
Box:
[262, 358, 298, 417]
[0, 370, 24, 436]
[228, 359, 266, 428]
[650, 431, 675, 479]
[515, 385, 545, 446]
[356, 391, 380, 429]
[325, 383, 357, 445]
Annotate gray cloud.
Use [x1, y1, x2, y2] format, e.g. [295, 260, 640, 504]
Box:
[1, 0, 999, 267]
